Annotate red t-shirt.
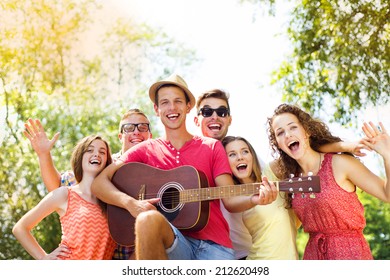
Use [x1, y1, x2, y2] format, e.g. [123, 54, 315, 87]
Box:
[120, 135, 233, 248]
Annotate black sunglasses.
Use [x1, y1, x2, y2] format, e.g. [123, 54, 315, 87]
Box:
[198, 107, 230, 118]
[121, 123, 150, 133]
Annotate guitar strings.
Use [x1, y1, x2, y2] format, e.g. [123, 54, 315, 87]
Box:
[125, 176, 319, 205]
[130, 183, 263, 204]
[125, 176, 318, 205]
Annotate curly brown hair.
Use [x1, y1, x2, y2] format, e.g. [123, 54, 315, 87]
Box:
[267, 104, 343, 207]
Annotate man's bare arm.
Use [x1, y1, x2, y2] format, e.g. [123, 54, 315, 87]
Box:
[91, 161, 159, 217]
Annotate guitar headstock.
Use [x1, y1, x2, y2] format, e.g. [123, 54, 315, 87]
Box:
[278, 173, 321, 198]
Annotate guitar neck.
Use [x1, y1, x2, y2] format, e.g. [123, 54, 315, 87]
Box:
[180, 182, 270, 203]
[179, 174, 320, 203]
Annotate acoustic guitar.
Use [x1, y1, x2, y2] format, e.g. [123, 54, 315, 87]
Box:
[107, 162, 321, 246]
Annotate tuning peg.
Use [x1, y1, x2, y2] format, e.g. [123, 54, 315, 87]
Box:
[308, 171, 313, 176]
[310, 193, 316, 198]
[301, 193, 306, 198]
[292, 193, 295, 199]
[289, 174, 294, 178]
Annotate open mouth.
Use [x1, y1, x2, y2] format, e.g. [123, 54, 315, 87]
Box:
[167, 113, 179, 120]
[89, 159, 101, 165]
[207, 123, 221, 131]
[236, 163, 247, 171]
[288, 140, 300, 152]
[130, 138, 143, 144]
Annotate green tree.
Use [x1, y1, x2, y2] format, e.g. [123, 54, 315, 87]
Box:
[241, 0, 390, 124]
[1, 0, 99, 259]
[1, 0, 196, 259]
[272, 0, 390, 124]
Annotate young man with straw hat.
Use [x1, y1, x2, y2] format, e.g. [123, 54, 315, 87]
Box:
[91, 73, 277, 260]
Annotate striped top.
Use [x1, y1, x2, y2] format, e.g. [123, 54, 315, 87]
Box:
[59, 188, 116, 259]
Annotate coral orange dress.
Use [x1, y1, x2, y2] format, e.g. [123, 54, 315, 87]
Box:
[292, 153, 373, 260]
[59, 188, 116, 259]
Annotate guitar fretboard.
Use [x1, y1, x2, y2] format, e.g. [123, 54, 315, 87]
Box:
[180, 183, 266, 203]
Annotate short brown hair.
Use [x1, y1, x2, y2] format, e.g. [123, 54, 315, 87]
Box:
[196, 89, 230, 112]
[119, 108, 150, 132]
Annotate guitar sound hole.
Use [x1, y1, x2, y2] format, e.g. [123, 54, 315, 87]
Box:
[161, 187, 180, 210]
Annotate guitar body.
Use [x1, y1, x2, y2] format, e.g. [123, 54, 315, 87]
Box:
[107, 162, 321, 247]
[107, 162, 210, 246]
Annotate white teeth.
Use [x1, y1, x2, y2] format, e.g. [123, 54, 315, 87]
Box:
[90, 159, 100, 165]
[130, 139, 143, 143]
[208, 124, 221, 130]
[288, 140, 298, 147]
[167, 114, 179, 118]
[236, 163, 247, 170]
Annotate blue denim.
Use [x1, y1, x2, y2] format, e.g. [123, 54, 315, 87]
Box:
[166, 224, 235, 260]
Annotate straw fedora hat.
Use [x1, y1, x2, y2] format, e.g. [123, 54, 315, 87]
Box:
[149, 74, 195, 110]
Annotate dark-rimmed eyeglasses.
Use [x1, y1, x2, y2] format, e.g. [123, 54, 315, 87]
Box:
[198, 107, 230, 118]
[121, 123, 150, 134]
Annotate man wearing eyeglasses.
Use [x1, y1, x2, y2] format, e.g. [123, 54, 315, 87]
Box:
[23, 108, 152, 260]
[115, 109, 152, 161]
[91, 73, 278, 260]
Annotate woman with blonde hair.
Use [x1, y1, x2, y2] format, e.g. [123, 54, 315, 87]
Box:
[221, 136, 299, 259]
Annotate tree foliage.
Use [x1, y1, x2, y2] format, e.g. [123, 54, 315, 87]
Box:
[272, 0, 390, 124]
[0, 0, 196, 259]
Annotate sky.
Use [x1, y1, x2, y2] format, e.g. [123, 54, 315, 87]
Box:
[102, 0, 390, 173]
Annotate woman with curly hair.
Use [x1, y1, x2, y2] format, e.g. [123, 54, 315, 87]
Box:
[267, 103, 390, 260]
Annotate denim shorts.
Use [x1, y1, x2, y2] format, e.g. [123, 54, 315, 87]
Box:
[166, 224, 235, 260]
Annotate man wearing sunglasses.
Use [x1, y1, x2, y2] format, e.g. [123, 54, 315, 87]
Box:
[193, 89, 252, 260]
[194, 89, 232, 141]
[23, 108, 152, 260]
[91, 73, 278, 260]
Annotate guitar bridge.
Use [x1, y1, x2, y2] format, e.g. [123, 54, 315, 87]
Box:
[138, 184, 146, 200]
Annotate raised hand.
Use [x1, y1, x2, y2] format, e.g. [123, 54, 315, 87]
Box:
[23, 118, 62, 191]
[362, 122, 390, 156]
[23, 118, 60, 156]
[343, 141, 370, 157]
